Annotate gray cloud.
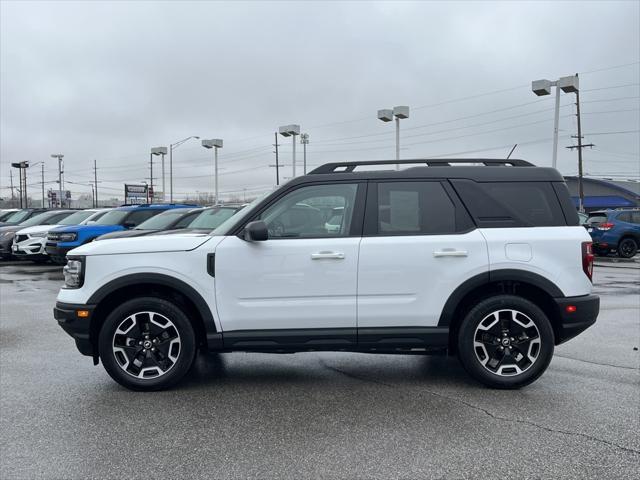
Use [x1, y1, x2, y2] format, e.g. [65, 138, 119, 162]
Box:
[1, 0, 639, 202]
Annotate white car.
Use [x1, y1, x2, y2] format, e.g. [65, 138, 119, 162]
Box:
[13, 209, 110, 263]
[55, 159, 599, 391]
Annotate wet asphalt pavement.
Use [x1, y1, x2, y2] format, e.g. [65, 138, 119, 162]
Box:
[0, 262, 638, 479]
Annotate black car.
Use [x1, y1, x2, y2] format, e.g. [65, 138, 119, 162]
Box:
[95, 208, 203, 240]
[151, 204, 245, 236]
[0, 208, 48, 227]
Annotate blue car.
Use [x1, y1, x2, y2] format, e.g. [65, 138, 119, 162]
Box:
[586, 209, 640, 258]
[45, 204, 195, 264]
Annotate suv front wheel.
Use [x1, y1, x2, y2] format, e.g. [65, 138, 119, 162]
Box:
[457, 295, 554, 389]
[98, 297, 197, 391]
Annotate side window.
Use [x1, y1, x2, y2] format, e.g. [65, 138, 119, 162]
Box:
[125, 210, 160, 227]
[257, 184, 358, 238]
[631, 212, 640, 224]
[617, 212, 632, 223]
[376, 182, 458, 235]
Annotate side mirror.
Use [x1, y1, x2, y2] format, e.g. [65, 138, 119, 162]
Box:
[243, 221, 268, 242]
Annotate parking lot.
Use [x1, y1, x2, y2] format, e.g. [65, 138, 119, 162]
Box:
[0, 261, 637, 479]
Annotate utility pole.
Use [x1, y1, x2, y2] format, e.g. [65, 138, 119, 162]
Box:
[301, 133, 309, 174]
[93, 159, 99, 207]
[274, 132, 280, 186]
[149, 153, 154, 202]
[566, 74, 594, 214]
[9, 170, 15, 206]
[41, 164, 45, 208]
[51, 154, 64, 208]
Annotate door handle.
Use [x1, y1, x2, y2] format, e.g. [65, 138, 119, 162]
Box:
[311, 251, 345, 260]
[433, 249, 468, 257]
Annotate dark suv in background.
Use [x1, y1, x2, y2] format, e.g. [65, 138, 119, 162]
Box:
[586, 209, 640, 258]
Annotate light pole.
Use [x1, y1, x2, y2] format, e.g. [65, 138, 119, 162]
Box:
[532, 75, 579, 169]
[30, 161, 46, 208]
[151, 147, 168, 201]
[168, 136, 199, 203]
[202, 139, 223, 205]
[51, 154, 64, 207]
[11, 162, 29, 208]
[279, 124, 300, 178]
[378, 106, 409, 169]
[301, 133, 309, 174]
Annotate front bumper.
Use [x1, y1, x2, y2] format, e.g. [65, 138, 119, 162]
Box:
[13, 237, 47, 257]
[54, 302, 96, 356]
[553, 294, 599, 344]
[45, 244, 74, 260]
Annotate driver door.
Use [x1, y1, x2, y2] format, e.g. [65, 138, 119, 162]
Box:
[214, 182, 365, 348]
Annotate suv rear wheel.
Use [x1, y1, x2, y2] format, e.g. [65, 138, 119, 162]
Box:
[98, 297, 196, 391]
[457, 295, 554, 389]
[617, 237, 638, 258]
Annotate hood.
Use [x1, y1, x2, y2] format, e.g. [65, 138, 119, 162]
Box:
[69, 233, 218, 256]
[0, 225, 24, 234]
[95, 229, 157, 241]
[16, 224, 61, 235]
[149, 228, 212, 236]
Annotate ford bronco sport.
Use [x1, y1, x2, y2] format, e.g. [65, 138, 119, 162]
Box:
[54, 159, 599, 391]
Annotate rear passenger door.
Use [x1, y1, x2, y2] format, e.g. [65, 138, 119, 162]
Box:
[357, 180, 488, 331]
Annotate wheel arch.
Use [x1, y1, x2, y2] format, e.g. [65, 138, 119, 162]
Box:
[439, 270, 564, 353]
[87, 273, 218, 362]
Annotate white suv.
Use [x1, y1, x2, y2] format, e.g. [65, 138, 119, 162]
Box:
[54, 159, 599, 391]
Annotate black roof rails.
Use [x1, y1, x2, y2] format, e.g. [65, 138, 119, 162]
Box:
[309, 158, 534, 174]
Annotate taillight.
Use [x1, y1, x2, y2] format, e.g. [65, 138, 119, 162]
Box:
[596, 222, 614, 231]
[582, 241, 594, 282]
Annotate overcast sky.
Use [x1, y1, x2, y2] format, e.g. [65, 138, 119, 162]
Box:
[1, 0, 639, 203]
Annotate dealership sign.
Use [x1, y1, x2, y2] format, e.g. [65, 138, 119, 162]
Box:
[124, 184, 148, 204]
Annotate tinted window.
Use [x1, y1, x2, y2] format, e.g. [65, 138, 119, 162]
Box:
[631, 212, 640, 224]
[95, 210, 130, 225]
[376, 182, 457, 235]
[125, 209, 161, 227]
[452, 180, 565, 227]
[258, 184, 358, 238]
[587, 214, 608, 225]
[617, 212, 632, 223]
[135, 210, 191, 230]
[189, 207, 239, 229]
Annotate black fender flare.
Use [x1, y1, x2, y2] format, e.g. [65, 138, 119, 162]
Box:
[438, 269, 564, 327]
[87, 273, 217, 337]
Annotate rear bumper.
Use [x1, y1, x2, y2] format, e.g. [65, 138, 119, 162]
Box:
[553, 294, 599, 344]
[54, 302, 96, 356]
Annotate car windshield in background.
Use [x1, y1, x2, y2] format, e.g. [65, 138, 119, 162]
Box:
[134, 210, 187, 230]
[59, 210, 96, 225]
[5, 210, 32, 223]
[188, 207, 239, 230]
[17, 212, 62, 227]
[94, 210, 130, 225]
[587, 214, 608, 225]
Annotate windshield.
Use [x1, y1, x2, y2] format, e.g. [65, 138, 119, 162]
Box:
[18, 211, 63, 227]
[59, 210, 96, 225]
[94, 210, 130, 225]
[4, 210, 32, 223]
[189, 207, 240, 230]
[212, 194, 268, 235]
[134, 210, 190, 230]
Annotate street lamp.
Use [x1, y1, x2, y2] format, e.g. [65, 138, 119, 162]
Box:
[378, 106, 409, 169]
[202, 139, 223, 205]
[50, 154, 64, 207]
[11, 161, 29, 208]
[300, 133, 309, 174]
[151, 147, 168, 201]
[531, 75, 579, 169]
[169, 136, 200, 203]
[279, 124, 300, 178]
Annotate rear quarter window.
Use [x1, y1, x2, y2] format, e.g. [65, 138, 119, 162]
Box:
[451, 180, 566, 227]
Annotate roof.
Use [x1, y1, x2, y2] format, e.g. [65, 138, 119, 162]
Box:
[299, 159, 563, 184]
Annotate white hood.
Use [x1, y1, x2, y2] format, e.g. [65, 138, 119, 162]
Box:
[16, 224, 61, 235]
[69, 233, 221, 256]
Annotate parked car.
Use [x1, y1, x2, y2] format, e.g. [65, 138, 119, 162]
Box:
[0, 209, 19, 222]
[0, 208, 48, 227]
[95, 208, 203, 240]
[12, 209, 111, 263]
[151, 205, 245, 236]
[46, 204, 195, 264]
[0, 210, 78, 260]
[54, 159, 598, 391]
[585, 209, 640, 258]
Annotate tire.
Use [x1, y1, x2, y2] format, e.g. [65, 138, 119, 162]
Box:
[617, 237, 638, 259]
[98, 297, 197, 391]
[457, 295, 554, 389]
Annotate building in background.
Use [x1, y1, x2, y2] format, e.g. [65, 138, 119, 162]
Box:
[564, 177, 640, 212]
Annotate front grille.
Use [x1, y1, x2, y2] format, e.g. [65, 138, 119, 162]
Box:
[48, 233, 60, 241]
[15, 235, 28, 243]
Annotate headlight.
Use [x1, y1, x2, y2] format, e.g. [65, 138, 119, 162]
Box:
[58, 233, 77, 242]
[30, 232, 47, 238]
[63, 257, 85, 289]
